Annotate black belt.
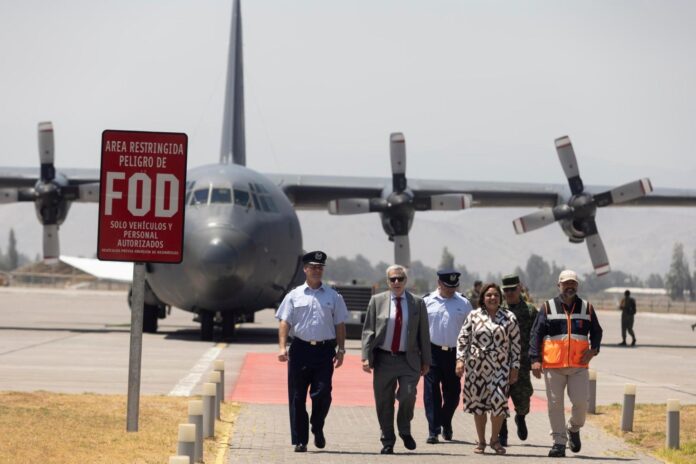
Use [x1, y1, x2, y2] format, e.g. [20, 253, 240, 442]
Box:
[431, 343, 455, 352]
[378, 348, 406, 356]
[293, 338, 336, 347]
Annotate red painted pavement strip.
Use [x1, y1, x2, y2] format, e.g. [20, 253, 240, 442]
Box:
[230, 352, 547, 412]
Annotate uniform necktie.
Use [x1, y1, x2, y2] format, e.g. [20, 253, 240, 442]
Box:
[391, 296, 403, 353]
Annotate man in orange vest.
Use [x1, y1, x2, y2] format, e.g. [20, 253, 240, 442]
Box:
[529, 270, 603, 458]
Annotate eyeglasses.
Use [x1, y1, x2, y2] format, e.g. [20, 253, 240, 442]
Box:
[503, 287, 518, 293]
[389, 276, 405, 283]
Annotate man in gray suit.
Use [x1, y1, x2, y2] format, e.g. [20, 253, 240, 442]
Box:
[362, 264, 432, 454]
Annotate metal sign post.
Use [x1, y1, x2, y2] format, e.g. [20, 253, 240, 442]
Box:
[126, 262, 146, 431]
[97, 130, 187, 432]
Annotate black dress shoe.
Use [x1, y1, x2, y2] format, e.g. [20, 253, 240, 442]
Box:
[618, 341, 627, 346]
[548, 444, 566, 457]
[567, 429, 581, 452]
[294, 444, 307, 453]
[442, 427, 453, 441]
[399, 433, 417, 450]
[498, 419, 508, 447]
[380, 445, 394, 454]
[631, 338, 636, 347]
[515, 414, 528, 441]
[426, 435, 439, 444]
[314, 430, 326, 449]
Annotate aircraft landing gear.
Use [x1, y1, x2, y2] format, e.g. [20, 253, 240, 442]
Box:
[222, 313, 236, 340]
[143, 304, 159, 333]
[200, 311, 214, 341]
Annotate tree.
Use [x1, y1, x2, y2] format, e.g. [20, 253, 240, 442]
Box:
[646, 273, 664, 289]
[665, 242, 692, 300]
[525, 254, 551, 293]
[7, 228, 18, 270]
[439, 247, 454, 271]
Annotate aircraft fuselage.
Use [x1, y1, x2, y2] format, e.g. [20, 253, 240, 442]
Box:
[146, 163, 302, 314]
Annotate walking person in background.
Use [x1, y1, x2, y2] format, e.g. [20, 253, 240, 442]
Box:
[498, 274, 538, 447]
[422, 269, 473, 444]
[456, 282, 521, 455]
[276, 251, 349, 453]
[619, 289, 637, 346]
[361, 265, 431, 454]
[529, 270, 603, 458]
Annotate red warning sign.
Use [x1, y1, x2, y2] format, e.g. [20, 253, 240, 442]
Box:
[97, 130, 187, 263]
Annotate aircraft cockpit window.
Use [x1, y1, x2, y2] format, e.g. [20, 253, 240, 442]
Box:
[233, 189, 250, 207]
[192, 188, 210, 205]
[264, 196, 278, 212]
[210, 188, 232, 204]
[250, 192, 261, 210]
[254, 183, 269, 194]
[258, 195, 271, 212]
[185, 191, 192, 205]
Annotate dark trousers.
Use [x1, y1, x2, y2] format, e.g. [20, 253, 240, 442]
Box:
[621, 313, 636, 342]
[423, 345, 461, 436]
[287, 340, 335, 445]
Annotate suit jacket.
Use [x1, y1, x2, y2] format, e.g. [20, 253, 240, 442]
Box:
[361, 290, 432, 372]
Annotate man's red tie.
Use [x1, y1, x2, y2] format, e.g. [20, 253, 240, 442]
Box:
[391, 297, 403, 353]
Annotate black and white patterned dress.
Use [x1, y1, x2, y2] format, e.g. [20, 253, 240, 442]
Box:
[457, 307, 521, 416]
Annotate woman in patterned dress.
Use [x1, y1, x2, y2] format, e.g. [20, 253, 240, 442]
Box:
[456, 282, 521, 455]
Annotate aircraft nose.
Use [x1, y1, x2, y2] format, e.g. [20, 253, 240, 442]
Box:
[187, 226, 255, 284]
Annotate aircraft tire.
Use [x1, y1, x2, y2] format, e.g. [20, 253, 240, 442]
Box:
[200, 312, 214, 341]
[222, 313, 236, 340]
[143, 304, 159, 333]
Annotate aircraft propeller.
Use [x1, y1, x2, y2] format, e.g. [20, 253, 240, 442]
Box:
[512, 135, 653, 275]
[0, 122, 99, 263]
[328, 133, 471, 266]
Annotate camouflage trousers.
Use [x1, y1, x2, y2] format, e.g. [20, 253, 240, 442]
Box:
[509, 367, 533, 416]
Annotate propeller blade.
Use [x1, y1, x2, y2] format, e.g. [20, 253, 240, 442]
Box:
[512, 205, 572, 234]
[585, 233, 610, 275]
[594, 178, 653, 207]
[43, 224, 60, 263]
[63, 183, 100, 202]
[390, 132, 407, 193]
[0, 189, 19, 204]
[328, 198, 371, 215]
[38, 121, 55, 182]
[393, 234, 410, 266]
[427, 193, 472, 211]
[555, 135, 583, 195]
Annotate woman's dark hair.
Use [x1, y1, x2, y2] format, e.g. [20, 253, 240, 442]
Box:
[478, 282, 502, 308]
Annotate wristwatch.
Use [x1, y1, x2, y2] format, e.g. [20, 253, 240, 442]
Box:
[337, 348, 346, 354]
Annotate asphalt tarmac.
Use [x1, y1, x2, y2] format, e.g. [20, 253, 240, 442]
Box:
[1, 286, 695, 405]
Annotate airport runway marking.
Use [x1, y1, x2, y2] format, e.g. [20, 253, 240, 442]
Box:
[168, 343, 227, 396]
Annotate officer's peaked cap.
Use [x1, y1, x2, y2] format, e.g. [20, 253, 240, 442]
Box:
[303, 250, 327, 266]
[437, 268, 461, 287]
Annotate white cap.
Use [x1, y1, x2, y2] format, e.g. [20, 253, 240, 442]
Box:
[558, 269, 579, 283]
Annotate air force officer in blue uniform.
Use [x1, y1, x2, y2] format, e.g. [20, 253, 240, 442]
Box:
[423, 269, 473, 443]
[276, 251, 349, 453]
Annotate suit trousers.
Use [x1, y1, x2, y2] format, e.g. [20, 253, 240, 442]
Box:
[373, 350, 420, 446]
[287, 340, 335, 445]
[544, 367, 589, 445]
[423, 346, 460, 435]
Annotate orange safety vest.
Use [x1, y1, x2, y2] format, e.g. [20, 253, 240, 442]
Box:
[541, 297, 592, 369]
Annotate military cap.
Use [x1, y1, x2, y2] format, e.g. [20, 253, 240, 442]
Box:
[437, 269, 461, 288]
[302, 250, 327, 266]
[501, 274, 520, 290]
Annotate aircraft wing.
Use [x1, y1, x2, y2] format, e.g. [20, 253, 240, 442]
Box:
[267, 173, 696, 209]
[0, 167, 99, 189]
[59, 255, 133, 283]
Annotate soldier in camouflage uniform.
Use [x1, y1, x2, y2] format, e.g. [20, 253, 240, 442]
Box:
[498, 274, 538, 447]
[465, 280, 482, 307]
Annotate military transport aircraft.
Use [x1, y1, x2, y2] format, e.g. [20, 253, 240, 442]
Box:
[2, 0, 696, 340]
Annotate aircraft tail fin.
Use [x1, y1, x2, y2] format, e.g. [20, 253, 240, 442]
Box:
[220, 0, 246, 166]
